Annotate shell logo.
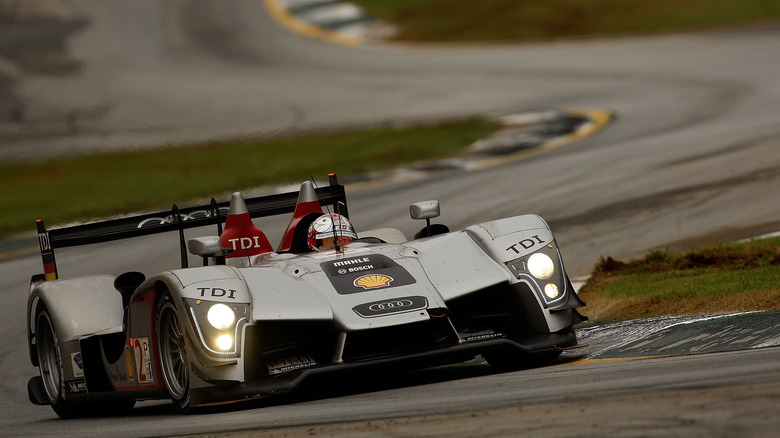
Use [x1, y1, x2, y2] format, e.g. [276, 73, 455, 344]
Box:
[353, 274, 394, 289]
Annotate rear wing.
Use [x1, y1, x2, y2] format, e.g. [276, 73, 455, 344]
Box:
[36, 174, 348, 280]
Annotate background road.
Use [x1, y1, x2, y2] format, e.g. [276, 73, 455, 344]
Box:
[1, 1, 779, 436]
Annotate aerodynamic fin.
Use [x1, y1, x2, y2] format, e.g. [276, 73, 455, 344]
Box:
[277, 181, 324, 252]
[220, 192, 273, 261]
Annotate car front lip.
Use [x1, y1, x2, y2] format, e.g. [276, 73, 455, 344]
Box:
[189, 328, 581, 407]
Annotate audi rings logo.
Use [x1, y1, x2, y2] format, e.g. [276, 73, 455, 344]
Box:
[137, 207, 229, 228]
[369, 299, 414, 312]
[353, 296, 427, 318]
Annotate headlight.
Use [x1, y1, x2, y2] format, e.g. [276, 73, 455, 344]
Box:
[215, 334, 234, 351]
[544, 283, 560, 299]
[207, 303, 236, 330]
[528, 253, 555, 280]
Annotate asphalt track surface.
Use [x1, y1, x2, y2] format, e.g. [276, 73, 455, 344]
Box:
[1, 1, 780, 436]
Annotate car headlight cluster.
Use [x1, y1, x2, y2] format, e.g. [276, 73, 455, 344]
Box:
[207, 303, 237, 351]
[505, 244, 567, 306]
[527, 252, 560, 299]
[186, 300, 248, 356]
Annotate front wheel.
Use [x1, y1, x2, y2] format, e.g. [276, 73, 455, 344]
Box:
[157, 296, 191, 411]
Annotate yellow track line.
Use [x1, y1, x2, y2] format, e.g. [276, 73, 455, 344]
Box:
[264, 0, 364, 47]
[345, 109, 614, 190]
[468, 108, 614, 171]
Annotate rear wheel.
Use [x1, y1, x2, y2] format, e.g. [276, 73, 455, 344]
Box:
[36, 306, 136, 418]
[157, 296, 191, 411]
[36, 306, 87, 419]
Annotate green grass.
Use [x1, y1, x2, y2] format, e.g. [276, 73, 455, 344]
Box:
[354, 0, 780, 42]
[0, 118, 500, 239]
[578, 237, 780, 321]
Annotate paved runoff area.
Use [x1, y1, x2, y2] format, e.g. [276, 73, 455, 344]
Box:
[575, 311, 780, 360]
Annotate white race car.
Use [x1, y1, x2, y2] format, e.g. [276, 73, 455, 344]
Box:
[27, 174, 586, 418]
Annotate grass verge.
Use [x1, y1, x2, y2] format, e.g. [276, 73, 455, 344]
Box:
[1, 118, 499, 240]
[577, 237, 780, 321]
[354, 0, 780, 42]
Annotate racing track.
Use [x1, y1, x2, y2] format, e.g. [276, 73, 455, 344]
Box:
[1, 1, 780, 436]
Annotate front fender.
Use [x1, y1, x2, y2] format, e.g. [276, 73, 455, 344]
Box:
[465, 214, 554, 263]
[141, 270, 252, 382]
[465, 214, 585, 330]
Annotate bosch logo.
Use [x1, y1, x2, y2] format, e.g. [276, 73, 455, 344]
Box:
[369, 299, 413, 312]
[336, 265, 374, 276]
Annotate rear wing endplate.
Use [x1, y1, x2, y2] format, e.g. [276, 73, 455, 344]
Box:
[36, 174, 348, 279]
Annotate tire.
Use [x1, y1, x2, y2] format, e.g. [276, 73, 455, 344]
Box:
[157, 296, 191, 411]
[36, 305, 137, 419]
[36, 306, 85, 419]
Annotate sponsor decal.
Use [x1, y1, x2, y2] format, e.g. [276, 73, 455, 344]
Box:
[125, 346, 134, 381]
[332, 257, 375, 275]
[506, 234, 545, 254]
[353, 274, 393, 289]
[225, 236, 266, 252]
[461, 329, 504, 343]
[332, 257, 370, 267]
[71, 352, 84, 378]
[337, 264, 373, 275]
[37, 231, 52, 251]
[132, 338, 154, 383]
[321, 254, 416, 294]
[67, 380, 87, 393]
[353, 296, 428, 318]
[195, 287, 238, 299]
[266, 355, 317, 375]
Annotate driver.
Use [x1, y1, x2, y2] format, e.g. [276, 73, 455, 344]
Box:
[307, 213, 357, 251]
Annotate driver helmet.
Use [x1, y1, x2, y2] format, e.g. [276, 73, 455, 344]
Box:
[307, 213, 357, 251]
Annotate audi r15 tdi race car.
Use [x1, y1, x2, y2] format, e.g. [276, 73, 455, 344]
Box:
[27, 174, 586, 418]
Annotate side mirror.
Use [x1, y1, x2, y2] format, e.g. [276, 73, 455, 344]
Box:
[410, 200, 440, 221]
[410, 200, 445, 238]
[188, 236, 231, 265]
